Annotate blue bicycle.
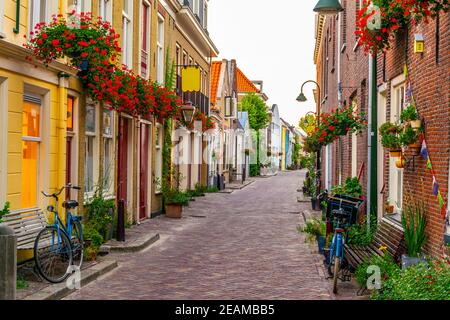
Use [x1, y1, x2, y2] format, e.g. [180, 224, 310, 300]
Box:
[34, 184, 83, 283]
[326, 208, 352, 294]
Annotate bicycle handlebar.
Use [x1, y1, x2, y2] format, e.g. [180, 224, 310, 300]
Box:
[41, 184, 81, 198]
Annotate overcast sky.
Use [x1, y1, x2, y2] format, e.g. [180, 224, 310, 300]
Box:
[208, 0, 318, 127]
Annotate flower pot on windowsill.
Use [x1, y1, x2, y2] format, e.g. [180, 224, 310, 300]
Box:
[384, 204, 395, 214]
[311, 198, 320, 211]
[389, 149, 402, 158]
[165, 204, 183, 219]
[401, 254, 427, 270]
[410, 120, 422, 130]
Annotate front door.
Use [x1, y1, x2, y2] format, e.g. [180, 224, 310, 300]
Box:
[118, 117, 129, 207]
[139, 123, 150, 220]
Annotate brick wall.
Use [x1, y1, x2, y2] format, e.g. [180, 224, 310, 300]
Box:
[315, 4, 449, 257]
[377, 14, 450, 257]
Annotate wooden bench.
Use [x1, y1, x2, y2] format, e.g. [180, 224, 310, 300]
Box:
[2, 210, 47, 252]
[345, 220, 406, 270]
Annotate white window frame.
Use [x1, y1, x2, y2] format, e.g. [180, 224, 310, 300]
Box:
[68, 0, 92, 13]
[0, 0, 5, 38]
[193, 0, 200, 16]
[99, 0, 113, 22]
[155, 124, 163, 193]
[66, 93, 80, 201]
[203, 1, 208, 29]
[102, 108, 115, 197]
[0, 78, 7, 205]
[122, 0, 133, 67]
[156, 14, 165, 84]
[29, 0, 48, 34]
[21, 87, 49, 213]
[85, 102, 100, 196]
[140, 0, 151, 79]
[388, 75, 406, 218]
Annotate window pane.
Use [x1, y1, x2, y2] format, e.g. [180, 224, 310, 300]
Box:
[103, 109, 112, 136]
[85, 136, 94, 192]
[86, 104, 96, 133]
[67, 96, 74, 131]
[103, 138, 112, 189]
[22, 141, 39, 208]
[23, 100, 41, 137]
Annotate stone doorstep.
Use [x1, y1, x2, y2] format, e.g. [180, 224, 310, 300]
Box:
[297, 194, 311, 203]
[99, 233, 160, 254]
[22, 259, 118, 300]
[227, 179, 255, 190]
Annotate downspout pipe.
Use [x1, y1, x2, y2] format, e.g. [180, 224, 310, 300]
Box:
[337, 2, 343, 185]
[367, 54, 378, 233]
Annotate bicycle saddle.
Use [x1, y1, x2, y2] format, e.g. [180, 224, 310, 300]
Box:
[63, 200, 79, 209]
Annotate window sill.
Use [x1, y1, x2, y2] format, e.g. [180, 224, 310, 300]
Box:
[382, 215, 403, 230]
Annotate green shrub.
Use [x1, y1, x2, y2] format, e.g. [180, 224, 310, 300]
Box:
[355, 252, 400, 288]
[164, 189, 190, 206]
[330, 177, 363, 198]
[298, 219, 325, 243]
[402, 202, 427, 257]
[84, 192, 115, 238]
[0, 202, 10, 223]
[399, 125, 419, 146]
[206, 186, 219, 193]
[400, 103, 419, 123]
[250, 164, 260, 177]
[371, 260, 450, 300]
[83, 224, 104, 249]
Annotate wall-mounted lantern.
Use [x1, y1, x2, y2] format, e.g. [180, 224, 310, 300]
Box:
[181, 102, 197, 125]
[414, 34, 424, 53]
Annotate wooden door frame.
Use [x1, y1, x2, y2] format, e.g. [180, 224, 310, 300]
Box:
[138, 120, 152, 221]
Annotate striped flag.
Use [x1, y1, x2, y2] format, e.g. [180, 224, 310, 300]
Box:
[420, 140, 429, 160]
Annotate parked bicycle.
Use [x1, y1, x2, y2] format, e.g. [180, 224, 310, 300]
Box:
[325, 207, 352, 294]
[34, 184, 83, 283]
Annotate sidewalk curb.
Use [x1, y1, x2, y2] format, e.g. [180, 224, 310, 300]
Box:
[99, 233, 160, 254]
[22, 259, 118, 300]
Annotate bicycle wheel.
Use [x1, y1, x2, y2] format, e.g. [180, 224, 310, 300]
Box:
[34, 226, 73, 283]
[333, 256, 341, 294]
[70, 220, 84, 269]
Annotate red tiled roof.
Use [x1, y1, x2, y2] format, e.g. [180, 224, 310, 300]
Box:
[210, 61, 222, 105]
[237, 68, 260, 94]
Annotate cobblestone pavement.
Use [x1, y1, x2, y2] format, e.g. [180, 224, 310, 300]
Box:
[66, 171, 337, 300]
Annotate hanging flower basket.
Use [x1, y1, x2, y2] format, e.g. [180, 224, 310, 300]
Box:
[408, 141, 422, 156]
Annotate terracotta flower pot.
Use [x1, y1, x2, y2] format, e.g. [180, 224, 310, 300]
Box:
[385, 204, 395, 214]
[389, 149, 402, 158]
[408, 141, 421, 155]
[410, 120, 422, 130]
[165, 204, 183, 219]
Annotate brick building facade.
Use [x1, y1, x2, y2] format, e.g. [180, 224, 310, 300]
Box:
[314, 3, 449, 257]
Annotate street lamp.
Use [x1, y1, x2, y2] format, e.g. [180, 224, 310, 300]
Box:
[313, 0, 344, 15]
[297, 80, 322, 202]
[181, 102, 197, 125]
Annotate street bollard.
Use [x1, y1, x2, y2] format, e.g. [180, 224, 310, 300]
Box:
[0, 225, 16, 300]
[116, 200, 125, 242]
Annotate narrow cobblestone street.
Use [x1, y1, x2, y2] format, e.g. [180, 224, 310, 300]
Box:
[65, 171, 335, 300]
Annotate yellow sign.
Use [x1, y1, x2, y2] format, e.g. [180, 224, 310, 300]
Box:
[181, 66, 201, 92]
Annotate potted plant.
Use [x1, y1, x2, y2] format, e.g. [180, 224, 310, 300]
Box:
[401, 202, 427, 269]
[164, 188, 190, 219]
[400, 103, 419, 126]
[399, 125, 421, 156]
[299, 219, 326, 254]
[380, 122, 402, 157]
[385, 200, 395, 214]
